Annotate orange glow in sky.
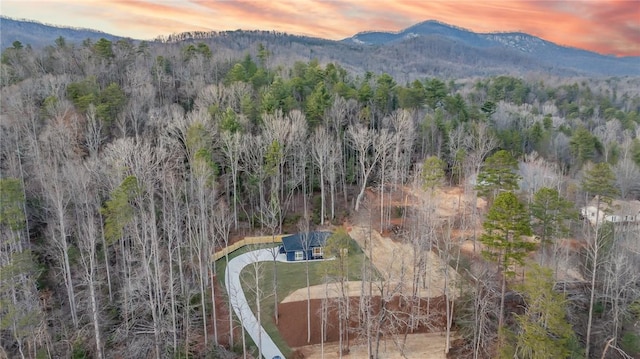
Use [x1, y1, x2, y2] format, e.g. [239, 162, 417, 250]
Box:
[2, 0, 639, 56]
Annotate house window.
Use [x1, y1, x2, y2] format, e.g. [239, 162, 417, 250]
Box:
[295, 251, 303, 261]
[313, 246, 323, 258]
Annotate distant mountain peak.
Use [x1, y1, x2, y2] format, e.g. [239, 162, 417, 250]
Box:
[406, 19, 470, 31]
[346, 19, 487, 47]
[344, 19, 605, 56]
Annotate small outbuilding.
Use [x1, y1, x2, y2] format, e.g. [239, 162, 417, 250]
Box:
[279, 231, 332, 262]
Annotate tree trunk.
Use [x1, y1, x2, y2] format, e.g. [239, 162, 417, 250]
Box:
[88, 264, 103, 359]
[232, 168, 238, 230]
[199, 254, 208, 346]
[168, 236, 178, 351]
[306, 256, 311, 343]
[54, 202, 79, 329]
[585, 197, 601, 359]
[273, 251, 279, 325]
[211, 263, 218, 345]
[380, 159, 385, 233]
[255, 264, 262, 359]
[330, 174, 336, 221]
[226, 251, 234, 347]
[498, 258, 506, 331]
[355, 175, 367, 212]
[98, 213, 113, 302]
[319, 167, 325, 225]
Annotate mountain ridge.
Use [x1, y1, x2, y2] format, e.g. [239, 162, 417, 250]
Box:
[1, 16, 127, 48]
[1, 17, 638, 77]
[346, 19, 629, 58]
[342, 19, 638, 76]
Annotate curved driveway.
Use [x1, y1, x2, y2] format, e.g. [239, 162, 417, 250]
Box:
[225, 247, 286, 359]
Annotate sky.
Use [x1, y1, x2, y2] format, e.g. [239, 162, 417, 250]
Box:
[2, 0, 639, 56]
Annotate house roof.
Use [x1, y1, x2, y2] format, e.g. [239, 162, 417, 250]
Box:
[281, 231, 331, 252]
[613, 200, 640, 215]
[584, 197, 640, 216]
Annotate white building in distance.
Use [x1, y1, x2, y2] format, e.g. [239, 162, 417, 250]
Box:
[581, 197, 640, 226]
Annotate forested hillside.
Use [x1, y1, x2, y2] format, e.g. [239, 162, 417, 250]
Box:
[1, 35, 640, 359]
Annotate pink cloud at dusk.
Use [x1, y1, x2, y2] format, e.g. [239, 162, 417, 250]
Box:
[1, 0, 638, 56]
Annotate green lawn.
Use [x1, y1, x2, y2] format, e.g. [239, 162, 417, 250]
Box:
[215, 238, 374, 357]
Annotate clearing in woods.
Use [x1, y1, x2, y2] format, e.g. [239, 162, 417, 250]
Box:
[283, 185, 472, 358]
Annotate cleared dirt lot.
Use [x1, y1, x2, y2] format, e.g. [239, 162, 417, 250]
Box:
[295, 332, 453, 359]
[347, 225, 459, 298]
[282, 224, 460, 303]
[280, 226, 460, 359]
[281, 227, 459, 303]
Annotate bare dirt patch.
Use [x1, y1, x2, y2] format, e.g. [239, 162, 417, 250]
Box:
[347, 225, 459, 299]
[393, 185, 486, 220]
[276, 296, 449, 348]
[296, 332, 452, 359]
[281, 281, 364, 304]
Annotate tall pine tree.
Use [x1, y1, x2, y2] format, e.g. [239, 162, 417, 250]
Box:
[504, 265, 582, 359]
[480, 191, 534, 331]
[530, 187, 576, 270]
[476, 150, 521, 201]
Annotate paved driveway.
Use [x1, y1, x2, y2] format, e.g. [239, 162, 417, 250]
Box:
[225, 247, 286, 359]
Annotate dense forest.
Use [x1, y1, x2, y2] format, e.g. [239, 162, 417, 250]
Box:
[1, 35, 640, 359]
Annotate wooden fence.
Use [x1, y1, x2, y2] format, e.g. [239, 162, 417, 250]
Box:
[212, 234, 286, 261]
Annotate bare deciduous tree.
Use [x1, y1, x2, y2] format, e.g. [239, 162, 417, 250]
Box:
[213, 204, 234, 347]
[260, 195, 282, 325]
[74, 168, 104, 359]
[220, 131, 243, 229]
[312, 126, 332, 225]
[348, 125, 394, 212]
